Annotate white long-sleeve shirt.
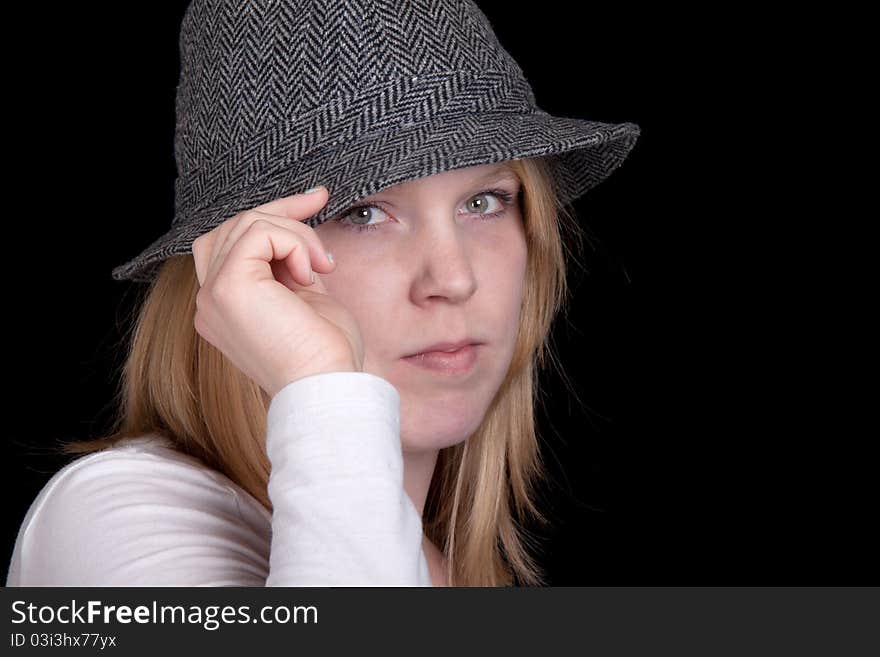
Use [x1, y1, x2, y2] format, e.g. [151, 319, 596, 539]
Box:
[5, 371, 432, 586]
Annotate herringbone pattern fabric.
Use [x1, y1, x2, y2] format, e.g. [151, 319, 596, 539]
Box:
[112, 0, 641, 283]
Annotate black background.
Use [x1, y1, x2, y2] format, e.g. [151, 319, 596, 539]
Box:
[4, 3, 871, 585]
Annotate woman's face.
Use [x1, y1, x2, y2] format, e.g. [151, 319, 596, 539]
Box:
[315, 162, 528, 453]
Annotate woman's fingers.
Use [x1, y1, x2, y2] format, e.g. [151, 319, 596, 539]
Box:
[213, 220, 313, 291]
[193, 190, 335, 289]
[211, 211, 331, 287]
[207, 218, 334, 304]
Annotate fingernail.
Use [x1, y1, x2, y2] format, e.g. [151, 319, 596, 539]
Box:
[310, 270, 316, 284]
[326, 251, 335, 264]
[303, 186, 323, 194]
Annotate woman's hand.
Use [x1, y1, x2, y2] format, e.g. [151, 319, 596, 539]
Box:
[191, 188, 364, 400]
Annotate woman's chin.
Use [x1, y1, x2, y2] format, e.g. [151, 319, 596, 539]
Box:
[398, 395, 484, 453]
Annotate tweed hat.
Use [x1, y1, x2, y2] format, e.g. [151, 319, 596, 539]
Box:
[111, 0, 641, 283]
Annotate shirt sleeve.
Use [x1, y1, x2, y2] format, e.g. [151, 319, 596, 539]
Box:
[6, 371, 432, 587]
[264, 371, 431, 586]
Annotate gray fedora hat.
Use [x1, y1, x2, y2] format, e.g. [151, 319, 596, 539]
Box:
[111, 0, 641, 283]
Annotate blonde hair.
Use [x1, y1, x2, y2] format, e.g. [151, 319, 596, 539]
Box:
[62, 155, 588, 587]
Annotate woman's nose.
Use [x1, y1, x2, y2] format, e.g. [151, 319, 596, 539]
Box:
[409, 222, 478, 303]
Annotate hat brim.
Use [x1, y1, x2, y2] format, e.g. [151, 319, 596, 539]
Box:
[111, 111, 640, 283]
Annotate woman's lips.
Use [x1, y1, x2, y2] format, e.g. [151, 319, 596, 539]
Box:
[402, 344, 480, 375]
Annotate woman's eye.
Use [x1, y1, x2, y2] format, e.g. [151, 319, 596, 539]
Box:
[465, 192, 505, 215]
[338, 205, 390, 231]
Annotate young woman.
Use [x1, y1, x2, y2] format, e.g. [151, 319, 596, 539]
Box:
[6, 0, 639, 587]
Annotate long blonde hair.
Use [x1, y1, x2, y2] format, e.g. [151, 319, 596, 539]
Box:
[61, 155, 587, 586]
